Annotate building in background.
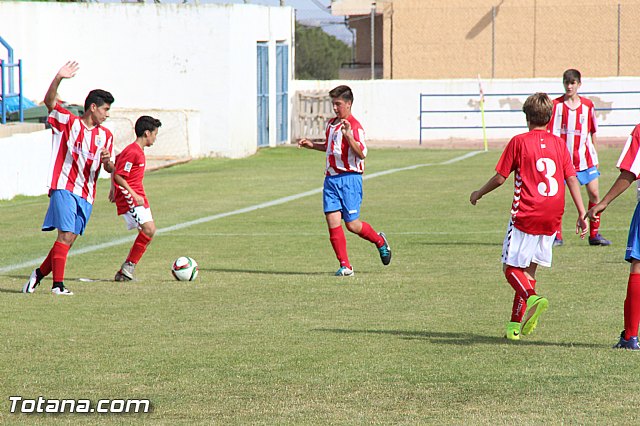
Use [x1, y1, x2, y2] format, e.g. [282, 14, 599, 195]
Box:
[331, 0, 640, 79]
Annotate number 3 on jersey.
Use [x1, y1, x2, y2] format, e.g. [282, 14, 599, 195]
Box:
[536, 158, 558, 197]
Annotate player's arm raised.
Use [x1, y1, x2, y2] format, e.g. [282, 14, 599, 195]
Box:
[340, 119, 365, 159]
[470, 173, 506, 205]
[44, 61, 79, 112]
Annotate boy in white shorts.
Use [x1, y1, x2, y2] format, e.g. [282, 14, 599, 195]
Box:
[470, 93, 588, 340]
[111, 116, 161, 281]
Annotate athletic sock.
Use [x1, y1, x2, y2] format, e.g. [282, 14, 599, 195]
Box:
[358, 221, 383, 247]
[126, 232, 153, 265]
[504, 266, 536, 301]
[556, 229, 563, 241]
[329, 226, 351, 268]
[39, 247, 55, 277]
[624, 273, 640, 339]
[510, 278, 536, 323]
[589, 201, 600, 238]
[51, 241, 71, 283]
[52, 281, 64, 290]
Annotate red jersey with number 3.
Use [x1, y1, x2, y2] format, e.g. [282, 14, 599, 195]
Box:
[495, 129, 576, 236]
[47, 103, 114, 204]
[114, 142, 149, 215]
[325, 115, 367, 176]
[617, 124, 640, 178]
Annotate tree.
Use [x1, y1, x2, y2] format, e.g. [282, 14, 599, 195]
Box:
[295, 22, 351, 80]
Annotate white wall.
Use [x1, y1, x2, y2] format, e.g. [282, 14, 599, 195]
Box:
[293, 78, 640, 143]
[0, 2, 294, 157]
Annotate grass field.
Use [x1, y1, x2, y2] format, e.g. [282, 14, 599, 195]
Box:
[2, 146, 640, 424]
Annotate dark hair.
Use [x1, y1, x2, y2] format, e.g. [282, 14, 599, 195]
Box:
[84, 89, 114, 112]
[329, 85, 354, 104]
[134, 115, 162, 138]
[522, 92, 553, 126]
[563, 69, 582, 84]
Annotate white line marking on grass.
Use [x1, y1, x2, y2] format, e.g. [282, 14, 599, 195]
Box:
[0, 151, 483, 274]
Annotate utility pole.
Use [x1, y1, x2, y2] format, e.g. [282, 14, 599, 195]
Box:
[371, 2, 375, 80]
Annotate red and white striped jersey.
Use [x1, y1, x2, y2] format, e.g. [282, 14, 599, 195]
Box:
[324, 115, 367, 176]
[495, 129, 576, 236]
[547, 95, 598, 171]
[46, 103, 113, 204]
[617, 124, 640, 178]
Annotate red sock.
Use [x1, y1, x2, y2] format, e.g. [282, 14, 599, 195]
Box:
[556, 229, 563, 240]
[589, 201, 600, 238]
[329, 226, 351, 268]
[505, 267, 536, 301]
[126, 232, 152, 265]
[358, 221, 383, 247]
[51, 241, 71, 283]
[624, 273, 640, 339]
[39, 247, 55, 277]
[511, 278, 536, 322]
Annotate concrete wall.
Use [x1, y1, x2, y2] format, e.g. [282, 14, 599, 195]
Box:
[293, 77, 640, 144]
[0, 2, 294, 158]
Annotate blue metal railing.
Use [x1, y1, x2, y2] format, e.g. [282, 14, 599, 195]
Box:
[0, 36, 23, 124]
[419, 91, 640, 144]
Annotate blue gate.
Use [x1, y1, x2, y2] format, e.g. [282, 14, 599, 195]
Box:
[257, 42, 269, 147]
[276, 42, 289, 144]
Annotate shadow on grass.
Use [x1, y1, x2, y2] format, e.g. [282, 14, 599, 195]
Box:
[313, 328, 602, 349]
[200, 267, 349, 276]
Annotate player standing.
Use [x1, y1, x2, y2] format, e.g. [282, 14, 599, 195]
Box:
[297, 85, 391, 276]
[22, 61, 115, 296]
[547, 69, 611, 246]
[112, 116, 161, 281]
[587, 123, 640, 350]
[471, 93, 588, 340]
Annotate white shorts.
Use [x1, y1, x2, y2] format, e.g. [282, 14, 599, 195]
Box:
[121, 206, 153, 230]
[501, 219, 555, 268]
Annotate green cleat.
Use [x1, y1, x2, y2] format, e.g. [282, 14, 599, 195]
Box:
[505, 321, 521, 341]
[521, 295, 548, 335]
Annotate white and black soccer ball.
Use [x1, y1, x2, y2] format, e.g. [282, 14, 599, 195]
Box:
[171, 256, 199, 281]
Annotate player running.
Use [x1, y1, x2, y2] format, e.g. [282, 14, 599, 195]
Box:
[111, 116, 161, 282]
[22, 61, 115, 296]
[547, 69, 611, 246]
[297, 85, 391, 276]
[471, 92, 588, 340]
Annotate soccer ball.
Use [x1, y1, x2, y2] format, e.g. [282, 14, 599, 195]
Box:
[171, 256, 199, 281]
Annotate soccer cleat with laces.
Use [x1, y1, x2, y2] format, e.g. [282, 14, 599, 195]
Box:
[115, 261, 136, 281]
[22, 269, 42, 293]
[504, 321, 521, 341]
[553, 237, 564, 247]
[589, 233, 612, 246]
[613, 330, 640, 350]
[377, 232, 392, 265]
[51, 285, 73, 296]
[335, 266, 354, 276]
[521, 295, 548, 335]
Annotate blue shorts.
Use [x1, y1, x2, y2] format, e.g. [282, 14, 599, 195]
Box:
[626, 203, 640, 262]
[42, 189, 93, 235]
[576, 166, 600, 186]
[323, 173, 363, 223]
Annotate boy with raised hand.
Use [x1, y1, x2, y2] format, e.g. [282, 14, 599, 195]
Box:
[471, 92, 588, 340]
[298, 85, 391, 276]
[548, 69, 611, 246]
[23, 61, 115, 296]
[111, 116, 162, 282]
[587, 123, 640, 350]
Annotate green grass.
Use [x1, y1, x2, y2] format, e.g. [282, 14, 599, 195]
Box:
[2, 146, 640, 424]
